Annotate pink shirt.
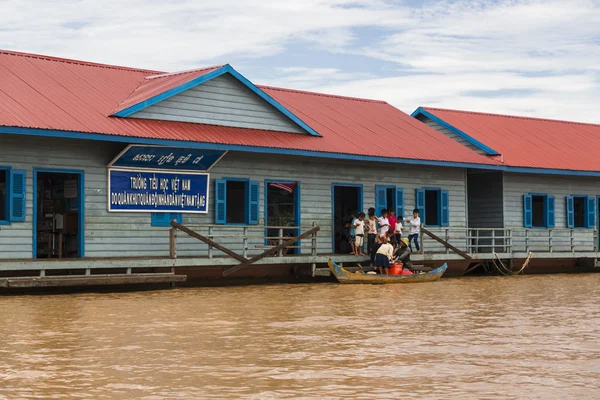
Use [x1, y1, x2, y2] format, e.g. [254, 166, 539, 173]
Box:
[388, 216, 397, 232]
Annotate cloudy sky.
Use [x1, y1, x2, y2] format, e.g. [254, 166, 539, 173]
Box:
[1, 0, 599, 122]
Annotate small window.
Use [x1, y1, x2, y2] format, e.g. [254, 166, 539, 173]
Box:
[226, 181, 246, 224]
[531, 195, 546, 227]
[573, 196, 586, 228]
[215, 179, 260, 225]
[0, 169, 7, 222]
[425, 190, 440, 226]
[385, 188, 395, 213]
[151, 213, 181, 227]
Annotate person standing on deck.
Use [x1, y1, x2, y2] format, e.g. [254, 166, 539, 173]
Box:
[405, 209, 421, 253]
[366, 209, 378, 254]
[378, 209, 390, 236]
[353, 212, 366, 256]
[388, 209, 397, 235]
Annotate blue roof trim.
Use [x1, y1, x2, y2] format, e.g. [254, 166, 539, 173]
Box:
[411, 107, 501, 156]
[4, 126, 600, 177]
[112, 64, 321, 137]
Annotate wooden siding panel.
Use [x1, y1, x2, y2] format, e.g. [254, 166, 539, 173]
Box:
[467, 171, 504, 228]
[130, 74, 305, 134]
[0, 135, 468, 259]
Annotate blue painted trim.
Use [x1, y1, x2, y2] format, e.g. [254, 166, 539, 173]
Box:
[220, 178, 250, 225]
[527, 192, 549, 229]
[596, 195, 600, 248]
[113, 64, 321, 137]
[331, 183, 364, 253]
[33, 168, 85, 258]
[0, 166, 11, 225]
[412, 107, 501, 156]
[264, 179, 301, 253]
[569, 194, 589, 229]
[6, 126, 600, 177]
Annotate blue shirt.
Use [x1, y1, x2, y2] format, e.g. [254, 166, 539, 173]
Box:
[350, 218, 356, 236]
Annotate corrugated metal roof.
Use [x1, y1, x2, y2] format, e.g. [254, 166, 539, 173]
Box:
[0, 50, 497, 167]
[421, 107, 600, 172]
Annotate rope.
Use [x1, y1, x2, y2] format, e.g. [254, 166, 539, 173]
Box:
[489, 252, 533, 275]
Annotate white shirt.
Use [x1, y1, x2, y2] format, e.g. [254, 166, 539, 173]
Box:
[376, 242, 394, 261]
[394, 221, 403, 234]
[354, 219, 365, 235]
[378, 217, 389, 234]
[406, 216, 421, 234]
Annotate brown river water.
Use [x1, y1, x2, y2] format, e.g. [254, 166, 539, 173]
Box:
[1, 274, 599, 399]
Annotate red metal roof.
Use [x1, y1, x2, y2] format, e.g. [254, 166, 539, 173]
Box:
[422, 107, 600, 172]
[0, 50, 496, 167]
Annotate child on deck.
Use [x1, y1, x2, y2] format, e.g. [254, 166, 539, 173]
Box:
[405, 209, 421, 253]
[378, 209, 390, 236]
[347, 212, 356, 255]
[367, 209, 378, 254]
[353, 212, 366, 256]
[394, 215, 403, 244]
[375, 235, 394, 274]
[388, 209, 397, 236]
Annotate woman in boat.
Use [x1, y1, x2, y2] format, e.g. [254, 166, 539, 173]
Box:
[394, 238, 413, 270]
[374, 235, 395, 274]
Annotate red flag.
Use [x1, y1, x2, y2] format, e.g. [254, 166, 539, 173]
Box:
[269, 182, 298, 193]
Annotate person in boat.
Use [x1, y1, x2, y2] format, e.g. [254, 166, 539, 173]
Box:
[394, 237, 413, 270]
[375, 235, 395, 274]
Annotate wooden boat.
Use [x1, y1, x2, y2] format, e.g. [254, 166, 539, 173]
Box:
[328, 259, 447, 284]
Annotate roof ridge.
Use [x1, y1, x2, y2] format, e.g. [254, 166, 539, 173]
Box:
[258, 84, 387, 104]
[424, 107, 600, 128]
[145, 65, 225, 80]
[0, 49, 159, 74]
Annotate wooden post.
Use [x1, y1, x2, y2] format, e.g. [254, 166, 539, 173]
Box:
[420, 227, 424, 254]
[491, 229, 495, 253]
[475, 229, 479, 254]
[525, 229, 530, 253]
[549, 229, 553, 253]
[169, 228, 177, 259]
[421, 227, 471, 260]
[278, 228, 284, 257]
[445, 229, 449, 254]
[208, 226, 213, 259]
[243, 227, 248, 258]
[311, 222, 317, 257]
[171, 221, 249, 263]
[85, 268, 91, 276]
[222, 226, 321, 277]
[571, 229, 575, 253]
[507, 229, 512, 255]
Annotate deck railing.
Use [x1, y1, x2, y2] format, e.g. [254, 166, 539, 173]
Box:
[168, 223, 319, 259]
[421, 227, 598, 255]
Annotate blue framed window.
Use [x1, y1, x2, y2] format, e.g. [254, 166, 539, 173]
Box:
[375, 185, 404, 218]
[415, 187, 449, 227]
[0, 167, 26, 225]
[151, 213, 182, 227]
[215, 178, 259, 225]
[566, 195, 595, 229]
[523, 193, 554, 228]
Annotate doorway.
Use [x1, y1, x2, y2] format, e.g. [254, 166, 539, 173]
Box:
[34, 170, 84, 258]
[332, 184, 363, 253]
[265, 181, 300, 255]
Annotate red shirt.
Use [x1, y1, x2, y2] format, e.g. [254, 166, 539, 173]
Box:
[388, 216, 397, 232]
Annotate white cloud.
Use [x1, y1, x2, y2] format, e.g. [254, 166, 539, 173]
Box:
[0, 0, 599, 122]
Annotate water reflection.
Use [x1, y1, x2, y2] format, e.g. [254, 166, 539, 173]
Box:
[1, 274, 599, 399]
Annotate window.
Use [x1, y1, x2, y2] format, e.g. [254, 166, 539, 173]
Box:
[566, 195, 595, 229]
[0, 167, 26, 224]
[375, 185, 404, 217]
[523, 194, 554, 228]
[151, 213, 181, 227]
[416, 188, 449, 227]
[215, 179, 259, 225]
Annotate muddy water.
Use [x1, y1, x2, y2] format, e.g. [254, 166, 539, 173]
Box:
[1, 274, 599, 399]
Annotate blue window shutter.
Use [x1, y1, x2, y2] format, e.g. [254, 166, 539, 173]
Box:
[171, 213, 182, 225]
[546, 195, 555, 228]
[566, 195, 574, 229]
[416, 189, 425, 224]
[215, 180, 227, 224]
[248, 181, 259, 225]
[151, 213, 168, 227]
[441, 190, 449, 227]
[375, 185, 387, 215]
[395, 188, 404, 219]
[523, 194, 532, 228]
[587, 196, 596, 229]
[10, 169, 26, 222]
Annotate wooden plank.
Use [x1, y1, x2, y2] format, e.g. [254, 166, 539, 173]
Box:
[222, 226, 321, 277]
[422, 227, 472, 260]
[171, 221, 249, 263]
[0, 274, 187, 288]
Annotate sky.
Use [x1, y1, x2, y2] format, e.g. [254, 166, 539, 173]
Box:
[1, 0, 599, 123]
